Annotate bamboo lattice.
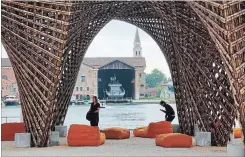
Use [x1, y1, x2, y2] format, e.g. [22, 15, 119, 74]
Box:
[1, 1, 244, 147]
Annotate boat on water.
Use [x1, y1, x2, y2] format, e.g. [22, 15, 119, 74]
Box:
[3, 95, 20, 106]
[106, 76, 125, 99]
[100, 102, 107, 108]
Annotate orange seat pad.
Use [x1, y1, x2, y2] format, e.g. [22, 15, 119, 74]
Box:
[1, 122, 25, 141]
[67, 124, 105, 146]
[101, 127, 130, 139]
[233, 128, 242, 138]
[133, 121, 173, 138]
[156, 133, 192, 148]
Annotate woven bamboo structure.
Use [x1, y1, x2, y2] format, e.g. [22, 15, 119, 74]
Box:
[1, 1, 244, 147]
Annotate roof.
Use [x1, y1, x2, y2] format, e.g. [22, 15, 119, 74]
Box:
[145, 88, 157, 93]
[1, 57, 146, 69]
[82, 57, 146, 69]
[1, 58, 12, 67]
[159, 81, 173, 86]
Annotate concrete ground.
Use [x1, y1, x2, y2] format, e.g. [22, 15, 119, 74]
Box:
[2, 135, 228, 157]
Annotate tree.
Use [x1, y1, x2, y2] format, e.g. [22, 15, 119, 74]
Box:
[156, 84, 162, 97]
[146, 69, 168, 88]
[167, 77, 172, 82]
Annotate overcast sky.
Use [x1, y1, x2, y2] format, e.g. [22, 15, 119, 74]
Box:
[1, 20, 171, 77]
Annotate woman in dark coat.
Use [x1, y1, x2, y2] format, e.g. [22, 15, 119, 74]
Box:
[89, 96, 100, 126]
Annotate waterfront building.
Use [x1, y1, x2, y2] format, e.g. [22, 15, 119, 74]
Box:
[1, 58, 18, 98]
[145, 88, 157, 97]
[159, 82, 175, 99]
[72, 28, 146, 100]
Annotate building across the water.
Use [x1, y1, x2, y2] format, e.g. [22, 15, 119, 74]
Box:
[1, 58, 19, 98]
[159, 82, 175, 99]
[1, 28, 146, 100]
[72, 28, 146, 100]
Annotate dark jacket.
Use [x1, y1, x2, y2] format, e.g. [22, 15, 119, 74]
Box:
[163, 104, 175, 116]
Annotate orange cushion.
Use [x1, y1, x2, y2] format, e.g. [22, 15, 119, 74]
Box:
[134, 121, 173, 138]
[101, 127, 130, 139]
[67, 124, 104, 146]
[133, 126, 147, 137]
[233, 128, 242, 138]
[100, 133, 106, 145]
[146, 121, 173, 138]
[1, 123, 25, 141]
[156, 133, 192, 148]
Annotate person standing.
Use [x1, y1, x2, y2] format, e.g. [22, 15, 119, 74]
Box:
[159, 100, 175, 122]
[89, 96, 100, 126]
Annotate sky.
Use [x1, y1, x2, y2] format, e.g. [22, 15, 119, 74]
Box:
[1, 20, 171, 77]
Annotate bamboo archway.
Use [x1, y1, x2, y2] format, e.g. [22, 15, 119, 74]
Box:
[1, 1, 244, 147]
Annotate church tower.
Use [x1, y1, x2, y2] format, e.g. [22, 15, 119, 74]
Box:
[133, 28, 142, 57]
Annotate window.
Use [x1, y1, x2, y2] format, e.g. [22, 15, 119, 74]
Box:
[2, 75, 8, 80]
[76, 87, 79, 91]
[76, 95, 79, 99]
[87, 87, 89, 91]
[80, 87, 82, 91]
[81, 76, 85, 82]
[87, 95, 90, 100]
[80, 95, 83, 99]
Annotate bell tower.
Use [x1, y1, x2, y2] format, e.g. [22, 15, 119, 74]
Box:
[133, 28, 142, 57]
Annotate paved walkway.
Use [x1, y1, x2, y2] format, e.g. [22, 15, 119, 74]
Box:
[2, 136, 227, 156]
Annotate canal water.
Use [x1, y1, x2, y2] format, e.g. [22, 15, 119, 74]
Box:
[1, 103, 178, 129]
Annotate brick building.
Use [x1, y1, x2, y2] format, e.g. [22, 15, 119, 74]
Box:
[1, 58, 18, 98]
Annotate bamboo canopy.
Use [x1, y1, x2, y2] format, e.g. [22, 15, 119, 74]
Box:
[1, 1, 244, 147]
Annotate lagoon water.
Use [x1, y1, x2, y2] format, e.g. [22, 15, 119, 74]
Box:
[1, 103, 178, 129]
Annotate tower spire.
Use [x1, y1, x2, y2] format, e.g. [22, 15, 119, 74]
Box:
[134, 28, 141, 43]
[133, 28, 142, 57]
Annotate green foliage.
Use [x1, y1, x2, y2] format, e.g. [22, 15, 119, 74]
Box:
[146, 69, 168, 88]
[167, 77, 172, 82]
[156, 84, 162, 97]
[82, 95, 87, 100]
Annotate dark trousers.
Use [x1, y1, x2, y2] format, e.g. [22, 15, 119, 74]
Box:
[166, 115, 175, 122]
[90, 116, 99, 126]
[90, 120, 98, 126]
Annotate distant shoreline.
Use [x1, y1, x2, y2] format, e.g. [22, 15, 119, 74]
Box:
[132, 99, 175, 104]
[100, 99, 176, 104]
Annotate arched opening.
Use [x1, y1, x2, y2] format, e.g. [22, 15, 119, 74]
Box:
[64, 20, 176, 130]
[1, 1, 242, 147]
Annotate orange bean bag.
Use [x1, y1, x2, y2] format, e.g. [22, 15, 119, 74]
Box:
[233, 128, 242, 138]
[133, 126, 147, 137]
[133, 121, 173, 138]
[67, 124, 105, 146]
[99, 132, 106, 145]
[156, 133, 192, 148]
[1, 122, 25, 141]
[101, 127, 130, 139]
